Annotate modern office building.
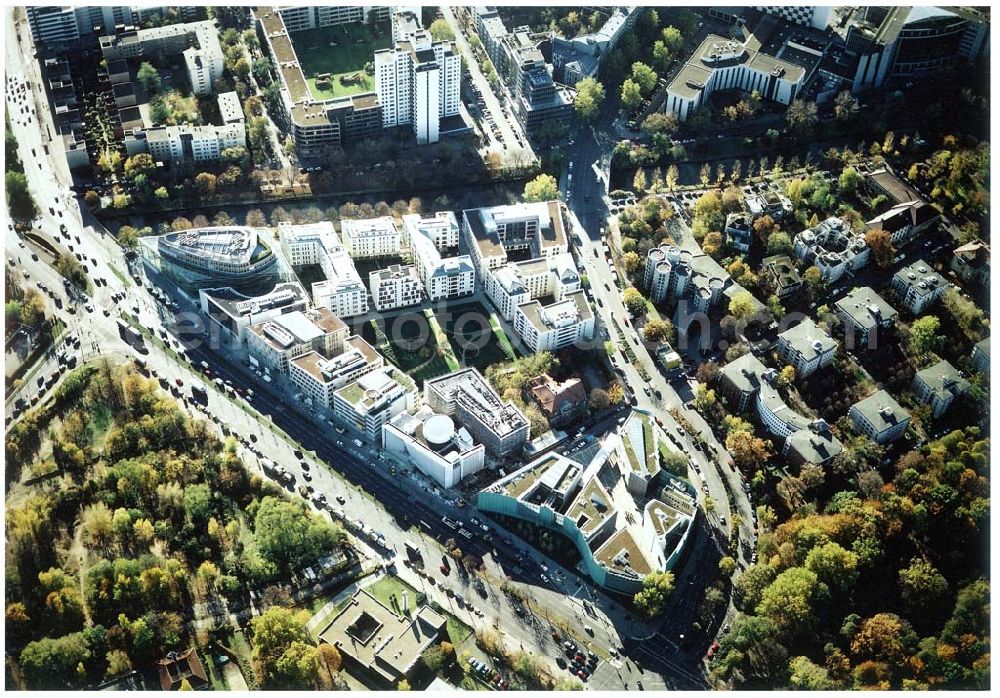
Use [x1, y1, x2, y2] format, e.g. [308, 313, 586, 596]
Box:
[424, 368, 529, 457]
[477, 413, 697, 595]
[777, 318, 838, 377]
[198, 282, 309, 342]
[402, 212, 476, 301]
[468, 8, 573, 136]
[793, 217, 870, 283]
[462, 201, 568, 277]
[382, 407, 486, 488]
[664, 24, 806, 122]
[146, 226, 279, 291]
[332, 369, 413, 443]
[912, 360, 970, 419]
[891, 260, 946, 314]
[835, 286, 898, 348]
[289, 335, 384, 409]
[755, 5, 832, 29]
[369, 264, 425, 312]
[849, 390, 910, 444]
[27, 5, 133, 49]
[341, 217, 402, 259]
[278, 221, 369, 318]
[848, 6, 989, 92]
[375, 9, 461, 144]
[246, 307, 348, 376]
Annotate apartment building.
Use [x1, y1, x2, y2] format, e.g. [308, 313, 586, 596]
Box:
[462, 201, 568, 277]
[275, 5, 390, 32]
[849, 390, 910, 444]
[341, 217, 401, 259]
[951, 240, 990, 289]
[835, 287, 898, 348]
[515, 291, 594, 354]
[724, 212, 753, 253]
[245, 307, 348, 375]
[375, 11, 461, 144]
[332, 369, 413, 444]
[278, 221, 369, 318]
[100, 21, 224, 94]
[424, 368, 529, 457]
[369, 264, 425, 312]
[912, 360, 970, 419]
[485, 254, 579, 321]
[151, 226, 278, 291]
[551, 6, 642, 85]
[971, 337, 990, 375]
[131, 121, 246, 163]
[776, 318, 838, 377]
[762, 254, 803, 299]
[891, 260, 946, 314]
[402, 212, 476, 301]
[27, 5, 133, 48]
[289, 335, 384, 409]
[865, 200, 939, 247]
[793, 217, 870, 283]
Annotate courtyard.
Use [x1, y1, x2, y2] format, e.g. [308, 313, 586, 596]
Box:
[289, 22, 392, 100]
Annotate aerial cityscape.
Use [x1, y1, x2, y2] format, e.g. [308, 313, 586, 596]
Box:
[3, 3, 990, 692]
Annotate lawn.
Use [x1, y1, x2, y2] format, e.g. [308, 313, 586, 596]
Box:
[436, 302, 515, 373]
[446, 616, 473, 647]
[363, 314, 443, 374]
[289, 23, 392, 100]
[366, 574, 419, 615]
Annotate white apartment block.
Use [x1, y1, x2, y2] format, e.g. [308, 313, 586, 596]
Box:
[216, 91, 245, 124]
[375, 13, 460, 145]
[27, 6, 132, 47]
[138, 121, 245, 163]
[275, 5, 390, 32]
[776, 318, 838, 378]
[100, 21, 224, 94]
[402, 212, 475, 301]
[332, 369, 413, 444]
[911, 360, 970, 419]
[849, 390, 910, 444]
[462, 201, 568, 278]
[279, 221, 369, 318]
[793, 217, 870, 283]
[484, 254, 580, 321]
[289, 336, 384, 409]
[370, 264, 425, 312]
[515, 290, 595, 354]
[891, 260, 946, 315]
[341, 217, 402, 259]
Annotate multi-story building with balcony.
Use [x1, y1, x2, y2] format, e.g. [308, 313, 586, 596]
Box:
[369, 264, 424, 312]
[849, 390, 910, 444]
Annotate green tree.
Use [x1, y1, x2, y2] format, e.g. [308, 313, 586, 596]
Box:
[765, 230, 792, 255]
[573, 77, 605, 122]
[839, 166, 862, 195]
[123, 153, 156, 181]
[909, 315, 944, 356]
[641, 318, 672, 342]
[633, 168, 647, 193]
[194, 172, 217, 199]
[805, 542, 859, 591]
[785, 99, 818, 135]
[253, 497, 343, 568]
[428, 18, 455, 42]
[630, 62, 657, 95]
[898, 557, 948, 614]
[622, 287, 648, 317]
[523, 174, 559, 202]
[735, 564, 777, 612]
[758, 567, 828, 636]
[19, 633, 91, 689]
[633, 571, 674, 618]
[641, 111, 679, 136]
[788, 656, 838, 689]
[719, 556, 737, 577]
[6, 171, 38, 221]
[728, 290, 758, 323]
[660, 26, 684, 56]
[136, 62, 161, 94]
[271, 641, 321, 689]
[250, 607, 311, 685]
[864, 228, 894, 267]
[620, 79, 642, 109]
